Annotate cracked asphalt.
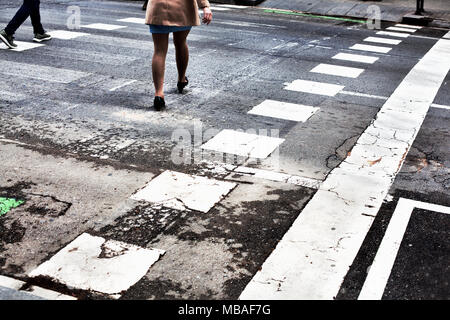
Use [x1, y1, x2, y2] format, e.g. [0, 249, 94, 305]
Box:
[0, 0, 449, 301]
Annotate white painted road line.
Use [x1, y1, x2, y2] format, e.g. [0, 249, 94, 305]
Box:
[82, 23, 127, 31]
[332, 53, 379, 64]
[109, 80, 137, 92]
[48, 30, 90, 40]
[214, 20, 286, 29]
[358, 198, 450, 300]
[284, 79, 345, 96]
[364, 37, 402, 45]
[117, 17, 146, 24]
[29, 233, 165, 297]
[394, 24, 422, 29]
[386, 26, 417, 33]
[248, 99, 319, 122]
[376, 31, 410, 38]
[350, 44, 392, 54]
[210, 6, 232, 11]
[215, 4, 248, 9]
[131, 170, 236, 213]
[231, 166, 322, 189]
[240, 38, 450, 300]
[311, 63, 365, 78]
[0, 41, 44, 52]
[201, 129, 285, 159]
[444, 31, 450, 39]
[431, 103, 450, 111]
[340, 90, 389, 100]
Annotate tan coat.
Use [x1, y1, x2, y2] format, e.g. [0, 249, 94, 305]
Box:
[145, 0, 211, 27]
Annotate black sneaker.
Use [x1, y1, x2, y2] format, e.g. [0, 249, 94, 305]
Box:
[0, 29, 17, 49]
[33, 32, 52, 43]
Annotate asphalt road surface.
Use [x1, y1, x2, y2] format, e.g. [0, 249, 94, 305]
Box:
[0, 0, 449, 301]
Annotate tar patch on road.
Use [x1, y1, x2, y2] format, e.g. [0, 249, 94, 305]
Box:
[337, 190, 450, 300]
[94, 203, 185, 247]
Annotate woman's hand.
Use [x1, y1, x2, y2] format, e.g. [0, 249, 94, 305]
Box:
[202, 7, 212, 25]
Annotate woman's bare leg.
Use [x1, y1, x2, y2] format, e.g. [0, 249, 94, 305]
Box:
[173, 30, 190, 83]
[151, 33, 169, 98]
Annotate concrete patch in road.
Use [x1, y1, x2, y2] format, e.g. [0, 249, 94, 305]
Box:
[131, 170, 237, 213]
[29, 233, 165, 296]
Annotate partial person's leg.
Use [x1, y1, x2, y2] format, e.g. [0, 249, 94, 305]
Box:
[173, 30, 190, 84]
[4, 0, 31, 36]
[29, 0, 45, 35]
[151, 33, 169, 98]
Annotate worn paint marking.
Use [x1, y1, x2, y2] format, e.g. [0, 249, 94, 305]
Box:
[0, 197, 25, 217]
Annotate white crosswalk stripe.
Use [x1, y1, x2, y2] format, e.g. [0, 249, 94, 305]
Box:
[248, 99, 319, 122]
[284, 79, 345, 96]
[201, 129, 285, 159]
[310, 63, 365, 78]
[332, 52, 379, 64]
[350, 43, 392, 53]
[0, 41, 45, 51]
[376, 31, 410, 38]
[363, 36, 402, 45]
[47, 30, 90, 40]
[394, 24, 422, 29]
[386, 26, 417, 33]
[117, 17, 146, 24]
[82, 23, 127, 31]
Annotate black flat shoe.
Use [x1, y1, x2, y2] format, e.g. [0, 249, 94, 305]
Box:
[177, 77, 188, 93]
[153, 96, 165, 111]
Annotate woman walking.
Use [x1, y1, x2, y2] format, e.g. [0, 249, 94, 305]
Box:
[145, 0, 213, 111]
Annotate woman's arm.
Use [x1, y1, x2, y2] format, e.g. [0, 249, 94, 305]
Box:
[197, 0, 212, 25]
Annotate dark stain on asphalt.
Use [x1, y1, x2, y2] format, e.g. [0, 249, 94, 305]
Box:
[120, 278, 188, 300]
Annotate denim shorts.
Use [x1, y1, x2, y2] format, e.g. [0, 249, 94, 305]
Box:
[149, 25, 192, 34]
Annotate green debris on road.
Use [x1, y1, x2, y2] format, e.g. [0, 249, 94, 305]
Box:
[0, 197, 25, 217]
[263, 9, 367, 24]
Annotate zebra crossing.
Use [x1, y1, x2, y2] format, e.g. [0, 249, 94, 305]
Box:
[0, 0, 448, 300]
